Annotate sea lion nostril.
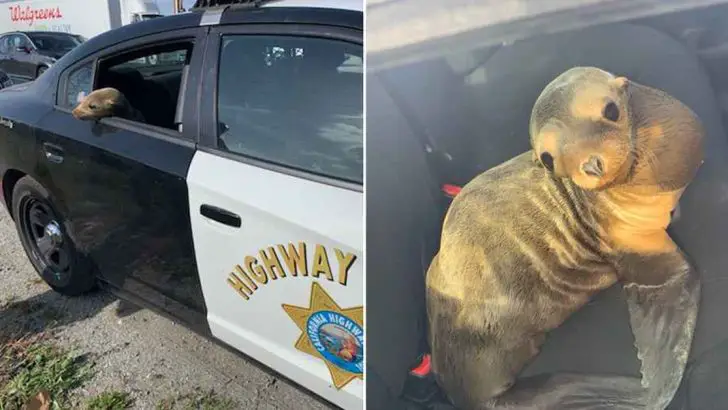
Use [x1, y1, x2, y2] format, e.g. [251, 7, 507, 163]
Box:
[539, 152, 554, 172]
[582, 156, 604, 177]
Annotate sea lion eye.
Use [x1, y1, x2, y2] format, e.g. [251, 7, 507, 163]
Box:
[603, 101, 620, 122]
[539, 152, 554, 172]
[88, 103, 97, 110]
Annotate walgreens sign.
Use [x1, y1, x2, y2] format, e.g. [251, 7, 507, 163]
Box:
[9, 4, 63, 26]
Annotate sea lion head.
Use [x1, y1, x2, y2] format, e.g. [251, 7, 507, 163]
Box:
[530, 67, 634, 190]
[530, 66, 704, 193]
[72, 87, 129, 121]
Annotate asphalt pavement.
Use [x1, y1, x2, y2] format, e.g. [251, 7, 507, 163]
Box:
[0, 205, 333, 409]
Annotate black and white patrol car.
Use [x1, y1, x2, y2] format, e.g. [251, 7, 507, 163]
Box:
[0, 1, 362, 409]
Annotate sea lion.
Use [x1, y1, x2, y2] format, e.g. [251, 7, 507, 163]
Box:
[426, 66, 703, 410]
[71, 87, 146, 123]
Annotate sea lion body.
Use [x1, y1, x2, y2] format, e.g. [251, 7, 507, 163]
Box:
[426, 67, 704, 409]
[428, 152, 617, 404]
[72, 87, 146, 123]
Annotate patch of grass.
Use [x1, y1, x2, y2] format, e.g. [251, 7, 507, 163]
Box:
[86, 390, 134, 410]
[0, 332, 47, 387]
[0, 335, 94, 410]
[156, 389, 237, 410]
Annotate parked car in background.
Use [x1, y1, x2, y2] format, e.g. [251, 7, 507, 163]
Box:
[0, 30, 85, 81]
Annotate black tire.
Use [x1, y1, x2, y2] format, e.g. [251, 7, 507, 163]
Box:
[11, 176, 97, 296]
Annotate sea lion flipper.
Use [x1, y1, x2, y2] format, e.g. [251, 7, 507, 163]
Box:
[620, 251, 700, 409]
[489, 372, 646, 409]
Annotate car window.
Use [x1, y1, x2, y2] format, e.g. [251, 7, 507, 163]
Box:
[27, 33, 81, 52]
[216, 35, 363, 185]
[60, 62, 93, 108]
[0, 37, 8, 54]
[8, 35, 20, 49]
[19, 35, 31, 48]
[10, 35, 29, 49]
[92, 42, 192, 130]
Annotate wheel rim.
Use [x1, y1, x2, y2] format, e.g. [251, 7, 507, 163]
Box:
[20, 198, 72, 284]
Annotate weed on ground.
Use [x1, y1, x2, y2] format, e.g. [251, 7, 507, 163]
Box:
[86, 390, 134, 410]
[0, 331, 94, 410]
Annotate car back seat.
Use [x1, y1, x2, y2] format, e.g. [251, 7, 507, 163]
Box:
[98, 68, 175, 129]
[377, 59, 482, 187]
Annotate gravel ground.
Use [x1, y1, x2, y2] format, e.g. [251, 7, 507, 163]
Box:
[0, 205, 334, 410]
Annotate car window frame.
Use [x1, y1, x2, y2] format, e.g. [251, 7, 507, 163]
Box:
[53, 27, 207, 144]
[198, 23, 363, 192]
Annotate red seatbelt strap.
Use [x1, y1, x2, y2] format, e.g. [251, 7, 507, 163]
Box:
[442, 184, 462, 198]
[410, 354, 432, 377]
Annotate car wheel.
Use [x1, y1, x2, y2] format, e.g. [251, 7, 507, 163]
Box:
[36, 66, 48, 78]
[12, 176, 96, 296]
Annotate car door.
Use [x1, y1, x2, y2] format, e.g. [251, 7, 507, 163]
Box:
[187, 24, 363, 410]
[33, 27, 211, 332]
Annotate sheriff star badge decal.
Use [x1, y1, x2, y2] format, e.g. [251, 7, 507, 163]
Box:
[282, 282, 364, 390]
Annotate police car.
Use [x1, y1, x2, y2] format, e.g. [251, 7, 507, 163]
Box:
[0, 1, 363, 409]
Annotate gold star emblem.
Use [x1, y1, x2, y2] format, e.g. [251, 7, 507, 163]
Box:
[282, 282, 364, 390]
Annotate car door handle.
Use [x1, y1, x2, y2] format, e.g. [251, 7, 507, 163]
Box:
[42, 142, 64, 164]
[200, 204, 241, 228]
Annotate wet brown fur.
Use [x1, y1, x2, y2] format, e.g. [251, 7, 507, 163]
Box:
[72, 87, 146, 123]
[426, 67, 704, 409]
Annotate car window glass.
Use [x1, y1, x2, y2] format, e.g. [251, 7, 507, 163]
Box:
[10, 35, 29, 49]
[18, 36, 30, 48]
[216, 35, 363, 184]
[61, 62, 93, 108]
[27, 34, 80, 52]
[0, 37, 8, 54]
